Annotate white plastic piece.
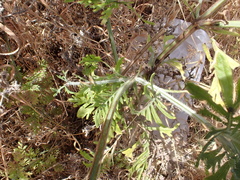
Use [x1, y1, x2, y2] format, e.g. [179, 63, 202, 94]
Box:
[153, 19, 212, 141]
[169, 19, 211, 82]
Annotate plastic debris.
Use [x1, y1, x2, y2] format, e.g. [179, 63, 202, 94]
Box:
[153, 19, 212, 141]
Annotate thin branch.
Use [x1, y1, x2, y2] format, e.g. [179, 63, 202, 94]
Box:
[107, 19, 118, 64]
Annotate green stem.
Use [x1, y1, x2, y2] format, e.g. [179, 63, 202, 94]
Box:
[196, 0, 227, 21]
[217, 21, 240, 28]
[150, 24, 198, 74]
[147, 0, 228, 76]
[121, 28, 167, 75]
[88, 78, 135, 180]
[135, 77, 214, 129]
[65, 78, 127, 86]
[106, 19, 118, 64]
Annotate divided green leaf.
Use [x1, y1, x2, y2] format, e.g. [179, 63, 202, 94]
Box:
[186, 82, 228, 117]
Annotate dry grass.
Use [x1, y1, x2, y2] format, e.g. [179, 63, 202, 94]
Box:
[0, 0, 239, 179]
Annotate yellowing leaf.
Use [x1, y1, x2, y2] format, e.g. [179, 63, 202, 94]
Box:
[203, 44, 213, 72]
[166, 59, 186, 80]
[212, 39, 240, 108]
[212, 39, 240, 70]
[114, 123, 122, 135]
[160, 124, 179, 137]
[122, 143, 138, 160]
[146, 125, 177, 137]
[208, 74, 224, 105]
[208, 39, 240, 108]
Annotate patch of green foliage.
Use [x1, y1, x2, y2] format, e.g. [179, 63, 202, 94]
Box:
[2, 60, 64, 179]
[19, 60, 60, 132]
[64, 0, 132, 24]
[69, 54, 124, 134]
[186, 41, 240, 180]
[58, 54, 177, 179]
[7, 142, 61, 180]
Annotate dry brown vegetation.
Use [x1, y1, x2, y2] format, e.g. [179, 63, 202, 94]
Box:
[0, 0, 239, 179]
